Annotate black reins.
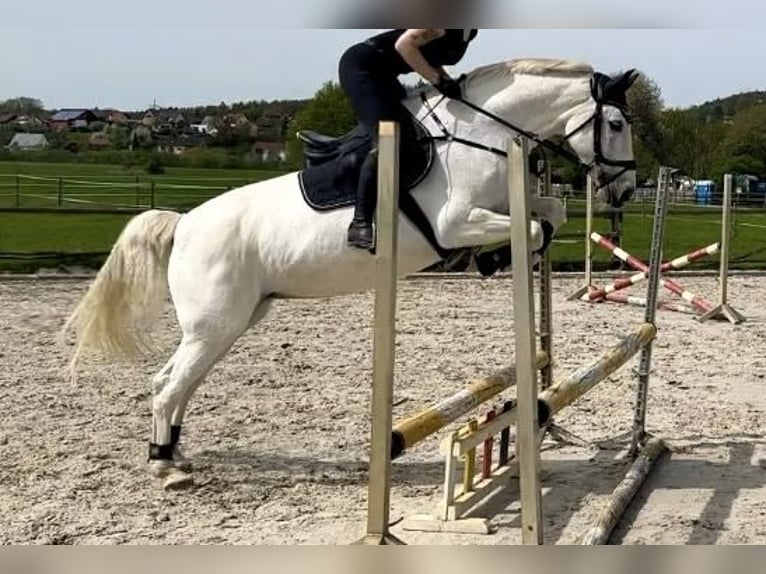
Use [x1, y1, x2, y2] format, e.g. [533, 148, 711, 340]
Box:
[419, 85, 636, 190]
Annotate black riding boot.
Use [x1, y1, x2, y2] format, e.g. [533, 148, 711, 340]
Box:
[347, 150, 378, 251]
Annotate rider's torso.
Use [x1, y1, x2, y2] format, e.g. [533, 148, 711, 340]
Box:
[364, 29, 478, 75]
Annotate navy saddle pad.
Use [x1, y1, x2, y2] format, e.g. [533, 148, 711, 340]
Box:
[297, 117, 435, 212]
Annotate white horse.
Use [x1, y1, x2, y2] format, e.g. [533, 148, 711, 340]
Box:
[65, 58, 639, 486]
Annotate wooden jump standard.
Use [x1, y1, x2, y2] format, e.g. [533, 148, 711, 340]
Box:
[356, 129, 547, 544]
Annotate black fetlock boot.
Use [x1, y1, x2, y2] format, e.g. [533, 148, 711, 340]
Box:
[347, 150, 378, 252]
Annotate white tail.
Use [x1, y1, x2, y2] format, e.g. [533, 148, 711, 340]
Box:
[64, 209, 181, 378]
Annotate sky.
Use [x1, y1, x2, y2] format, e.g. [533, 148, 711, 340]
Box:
[1, 1, 765, 111]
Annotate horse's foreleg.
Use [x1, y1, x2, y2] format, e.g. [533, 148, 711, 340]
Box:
[442, 207, 545, 252]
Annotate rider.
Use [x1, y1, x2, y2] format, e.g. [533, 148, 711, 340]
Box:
[339, 29, 479, 250]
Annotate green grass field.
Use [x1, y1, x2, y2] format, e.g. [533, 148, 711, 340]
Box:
[1, 161, 765, 273]
[0, 161, 291, 210]
[553, 200, 766, 271]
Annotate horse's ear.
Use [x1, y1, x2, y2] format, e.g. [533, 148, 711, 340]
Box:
[609, 69, 641, 95]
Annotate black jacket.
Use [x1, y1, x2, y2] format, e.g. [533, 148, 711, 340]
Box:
[364, 29, 479, 75]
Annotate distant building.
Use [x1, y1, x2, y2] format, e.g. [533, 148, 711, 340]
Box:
[156, 133, 208, 155]
[252, 140, 287, 162]
[6, 133, 49, 151]
[49, 109, 98, 131]
[0, 114, 48, 130]
[254, 112, 287, 141]
[100, 109, 130, 125]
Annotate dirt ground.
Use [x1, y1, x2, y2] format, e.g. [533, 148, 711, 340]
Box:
[1, 273, 765, 545]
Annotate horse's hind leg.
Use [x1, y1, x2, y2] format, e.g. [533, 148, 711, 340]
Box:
[151, 300, 271, 482]
[155, 352, 213, 473]
[150, 350, 209, 473]
[148, 314, 257, 486]
[167, 299, 274, 472]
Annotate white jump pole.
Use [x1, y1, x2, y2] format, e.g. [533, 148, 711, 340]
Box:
[568, 176, 594, 300]
[537, 160, 584, 447]
[356, 121, 403, 545]
[700, 173, 745, 324]
[508, 136, 543, 545]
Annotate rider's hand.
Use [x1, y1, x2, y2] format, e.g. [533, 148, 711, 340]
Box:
[434, 76, 462, 100]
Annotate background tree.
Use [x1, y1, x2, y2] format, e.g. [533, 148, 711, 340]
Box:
[0, 97, 44, 115]
[661, 108, 727, 179]
[625, 72, 665, 183]
[710, 104, 766, 181]
[286, 81, 356, 164]
[108, 125, 131, 150]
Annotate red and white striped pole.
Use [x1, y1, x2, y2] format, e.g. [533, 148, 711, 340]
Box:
[604, 292, 699, 315]
[590, 232, 715, 315]
[582, 242, 719, 302]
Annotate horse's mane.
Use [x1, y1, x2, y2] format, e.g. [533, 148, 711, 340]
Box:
[467, 58, 594, 84]
[406, 57, 594, 99]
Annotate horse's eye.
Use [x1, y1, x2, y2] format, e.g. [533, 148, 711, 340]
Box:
[609, 120, 624, 132]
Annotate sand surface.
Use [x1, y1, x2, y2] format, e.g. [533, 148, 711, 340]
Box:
[1, 274, 765, 545]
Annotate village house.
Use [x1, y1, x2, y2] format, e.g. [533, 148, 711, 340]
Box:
[0, 114, 49, 130]
[252, 140, 287, 162]
[156, 133, 209, 155]
[49, 109, 98, 131]
[100, 109, 130, 125]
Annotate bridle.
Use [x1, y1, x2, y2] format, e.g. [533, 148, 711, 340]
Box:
[419, 75, 636, 191]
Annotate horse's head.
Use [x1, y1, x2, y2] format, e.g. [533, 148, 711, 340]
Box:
[562, 69, 640, 208]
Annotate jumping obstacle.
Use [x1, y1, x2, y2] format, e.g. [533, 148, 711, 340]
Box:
[590, 231, 716, 315]
[402, 321, 658, 534]
[699, 174, 746, 324]
[359, 125, 669, 545]
[403, 323, 657, 534]
[403, 165, 670, 543]
[356, 127, 546, 544]
[570, 168, 745, 324]
[390, 351, 549, 460]
[581, 241, 720, 303]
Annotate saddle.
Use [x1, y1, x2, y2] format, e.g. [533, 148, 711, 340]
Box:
[297, 117, 435, 211]
[297, 116, 453, 259]
[298, 123, 369, 169]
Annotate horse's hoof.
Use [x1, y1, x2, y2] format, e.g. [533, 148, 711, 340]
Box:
[163, 468, 194, 491]
[148, 460, 175, 479]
